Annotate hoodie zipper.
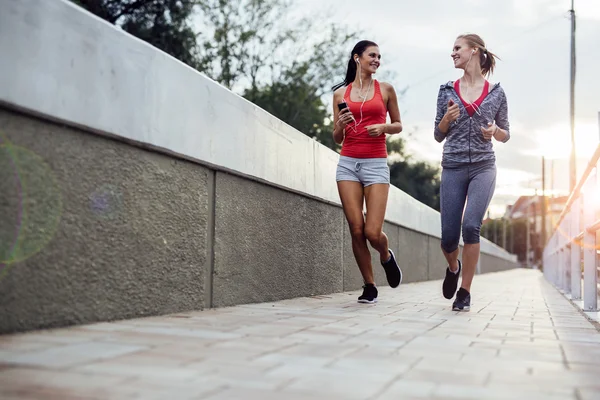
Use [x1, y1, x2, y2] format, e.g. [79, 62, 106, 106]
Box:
[456, 83, 500, 164]
[468, 117, 472, 163]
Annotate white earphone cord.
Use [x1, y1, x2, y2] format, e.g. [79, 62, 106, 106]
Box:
[344, 61, 372, 136]
[463, 50, 484, 117]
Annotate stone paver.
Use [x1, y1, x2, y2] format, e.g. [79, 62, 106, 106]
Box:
[1, 269, 599, 399]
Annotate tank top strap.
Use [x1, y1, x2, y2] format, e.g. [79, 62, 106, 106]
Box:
[374, 80, 386, 109]
[343, 83, 352, 101]
[374, 80, 381, 96]
[344, 80, 384, 104]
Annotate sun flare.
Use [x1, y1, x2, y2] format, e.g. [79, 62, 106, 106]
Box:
[532, 121, 599, 161]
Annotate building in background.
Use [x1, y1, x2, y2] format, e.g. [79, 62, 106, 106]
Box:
[482, 195, 569, 268]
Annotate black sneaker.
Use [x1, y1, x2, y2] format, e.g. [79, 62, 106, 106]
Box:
[452, 288, 471, 311]
[381, 249, 402, 288]
[442, 259, 462, 299]
[358, 284, 378, 304]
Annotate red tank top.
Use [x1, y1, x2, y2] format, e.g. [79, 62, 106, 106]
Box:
[454, 79, 489, 117]
[340, 80, 388, 159]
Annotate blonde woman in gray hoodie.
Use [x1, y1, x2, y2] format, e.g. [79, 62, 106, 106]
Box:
[434, 33, 510, 311]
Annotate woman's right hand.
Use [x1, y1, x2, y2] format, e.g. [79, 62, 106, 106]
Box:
[337, 108, 355, 129]
[443, 99, 460, 123]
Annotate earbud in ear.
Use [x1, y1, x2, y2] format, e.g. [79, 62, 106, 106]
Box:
[472, 49, 476, 54]
[355, 58, 359, 63]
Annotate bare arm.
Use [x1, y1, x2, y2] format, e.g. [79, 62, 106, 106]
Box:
[364, 83, 402, 138]
[332, 89, 349, 145]
[383, 83, 402, 134]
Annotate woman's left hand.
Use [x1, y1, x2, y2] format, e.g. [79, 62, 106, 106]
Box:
[480, 122, 497, 141]
[365, 124, 386, 137]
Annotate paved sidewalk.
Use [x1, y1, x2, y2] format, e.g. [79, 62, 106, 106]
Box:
[1, 269, 600, 400]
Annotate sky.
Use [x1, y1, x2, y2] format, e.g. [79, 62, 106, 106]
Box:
[292, 0, 600, 217]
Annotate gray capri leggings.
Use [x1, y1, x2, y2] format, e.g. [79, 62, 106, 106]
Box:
[440, 160, 496, 253]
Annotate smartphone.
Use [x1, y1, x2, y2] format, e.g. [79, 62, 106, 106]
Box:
[338, 102, 348, 111]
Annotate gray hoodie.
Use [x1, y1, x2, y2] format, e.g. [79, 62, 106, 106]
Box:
[434, 81, 510, 168]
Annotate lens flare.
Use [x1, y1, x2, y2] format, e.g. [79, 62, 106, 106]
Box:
[0, 132, 63, 281]
[90, 184, 123, 219]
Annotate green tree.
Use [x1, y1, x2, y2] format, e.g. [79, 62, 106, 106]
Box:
[71, 0, 201, 68]
[195, 0, 355, 94]
[389, 160, 440, 211]
[386, 137, 440, 211]
[242, 31, 354, 153]
[244, 65, 334, 147]
[195, 0, 295, 89]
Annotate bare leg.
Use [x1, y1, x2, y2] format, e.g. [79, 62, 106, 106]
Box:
[460, 243, 479, 292]
[337, 181, 373, 284]
[363, 183, 391, 262]
[442, 248, 461, 272]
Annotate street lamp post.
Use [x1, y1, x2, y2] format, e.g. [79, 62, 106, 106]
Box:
[569, 0, 577, 191]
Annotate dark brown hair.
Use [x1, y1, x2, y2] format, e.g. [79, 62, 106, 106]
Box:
[332, 40, 379, 91]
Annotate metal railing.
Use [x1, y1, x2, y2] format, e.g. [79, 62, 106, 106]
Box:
[543, 142, 600, 312]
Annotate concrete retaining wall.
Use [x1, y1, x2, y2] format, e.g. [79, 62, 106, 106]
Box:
[0, 0, 518, 333]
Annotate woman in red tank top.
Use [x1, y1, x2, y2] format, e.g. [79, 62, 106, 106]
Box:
[331, 40, 404, 304]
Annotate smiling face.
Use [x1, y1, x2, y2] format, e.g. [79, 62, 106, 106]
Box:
[451, 38, 475, 70]
[356, 46, 381, 74]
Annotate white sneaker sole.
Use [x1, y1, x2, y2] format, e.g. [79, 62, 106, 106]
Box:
[358, 298, 378, 304]
[452, 306, 470, 312]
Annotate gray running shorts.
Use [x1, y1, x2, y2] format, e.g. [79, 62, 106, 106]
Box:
[336, 156, 390, 187]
